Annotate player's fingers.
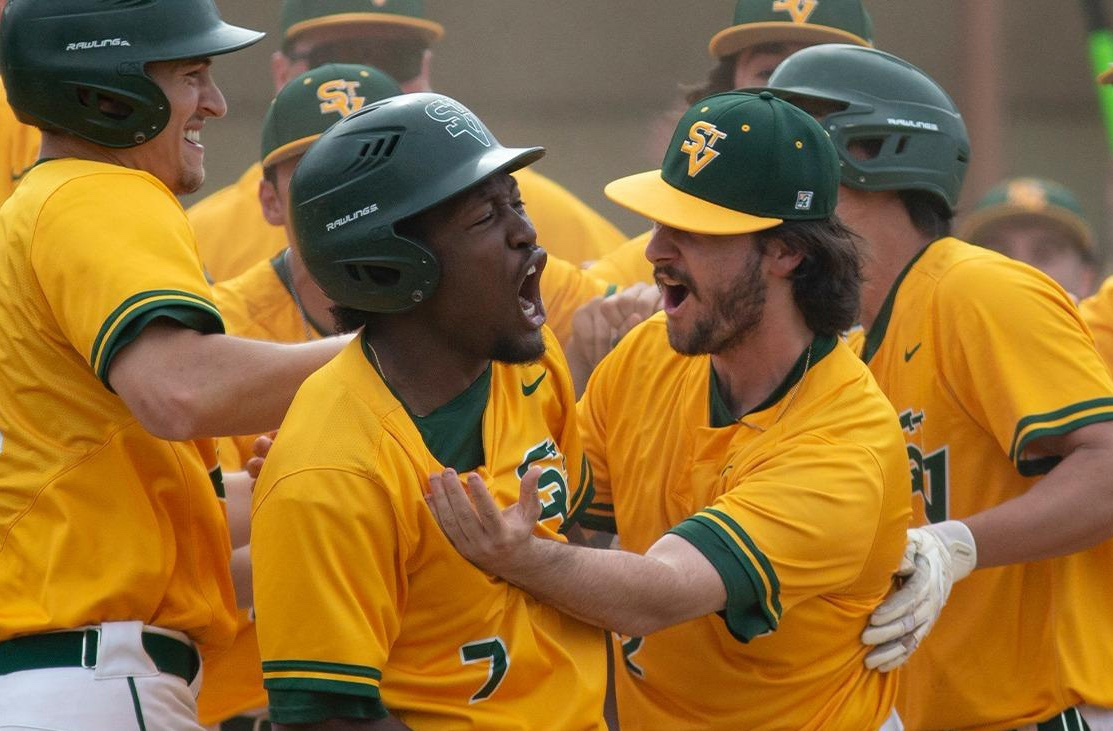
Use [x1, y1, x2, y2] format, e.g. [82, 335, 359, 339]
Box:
[252, 434, 274, 460]
[863, 639, 907, 671]
[635, 281, 663, 315]
[465, 472, 503, 526]
[588, 309, 613, 365]
[428, 470, 482, 549]
[518, 467, 543, 523]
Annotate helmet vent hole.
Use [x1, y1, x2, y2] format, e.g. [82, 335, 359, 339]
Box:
[76, 88, 133, 121]
[345, 133, 403, 175]
[346, 264, 401, 288]
[895, 136, 910, 155]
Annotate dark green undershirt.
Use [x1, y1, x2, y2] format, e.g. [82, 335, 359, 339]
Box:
[361, 334, 488, 472]
[709, 334, 838, 428]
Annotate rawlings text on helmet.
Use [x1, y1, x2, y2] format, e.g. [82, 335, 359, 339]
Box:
[326, 204, 380, 232]
[66, 38, 132, 51]
[887, 118, 940, 131]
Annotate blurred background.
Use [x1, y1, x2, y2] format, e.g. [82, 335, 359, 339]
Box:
[197, 1, 1113, 268]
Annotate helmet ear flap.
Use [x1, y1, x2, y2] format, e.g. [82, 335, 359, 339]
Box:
[313, 230, 442, 315]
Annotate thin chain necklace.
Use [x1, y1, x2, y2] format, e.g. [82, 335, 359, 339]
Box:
[283, 249, 314, 342]
[737, 343, 813, 433]
[364, 334, 386, 377]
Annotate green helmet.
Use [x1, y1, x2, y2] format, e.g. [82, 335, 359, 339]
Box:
[0, 0, 264, 148]
[290, 92, 544, 313]
[763, 44, 970, 212]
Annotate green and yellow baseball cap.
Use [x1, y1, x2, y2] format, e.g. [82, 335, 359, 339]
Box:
[261, 63, 402, 168]
[606, 91, 839, 235]
[282, 0, 444, 45]
[709, 0, 873, 59]
[960, 177, 1096, 255]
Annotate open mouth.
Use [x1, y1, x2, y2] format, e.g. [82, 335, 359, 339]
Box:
[517, 250, 548, 328]
[184, 128, 202, 149]
[655, 267, 693, 315]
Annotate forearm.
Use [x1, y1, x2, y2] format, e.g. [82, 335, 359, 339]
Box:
[231, 544, 252, 610]
[497, 535, 717, 636]
[964, 442, 1113, 567]
[225, 470, 253, 548]
[110, 323, 350, 439]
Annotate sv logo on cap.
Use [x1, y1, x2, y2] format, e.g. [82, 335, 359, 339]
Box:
[425, 99, 492, 147]
[772, 0, 818, 24]
[681, 121, 728, 177]
[318, 80, 367, 118]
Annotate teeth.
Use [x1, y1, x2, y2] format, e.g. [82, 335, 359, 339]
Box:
[185, 130, 201, 144]
[520, 297, 536, 316]
[526, 265, 536, 276]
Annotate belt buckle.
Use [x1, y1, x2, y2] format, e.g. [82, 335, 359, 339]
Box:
[80, 627, 99, 669]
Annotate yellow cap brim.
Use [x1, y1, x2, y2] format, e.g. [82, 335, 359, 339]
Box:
[605, 170, 783, 236]
[286, 13, 445, 44]
[708, 22, 871, 59]
[1099, 66, 1113, 85]
[960, 206, 1096, 255]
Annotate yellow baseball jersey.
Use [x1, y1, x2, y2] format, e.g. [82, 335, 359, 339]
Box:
[577, 314, 910, 731]
[199, 253, 321, 725]
[1079, 276, 1113, 372]
[0, 159, 236, 654]
[586, 229, 654, 288]
[189, 163, 626, 282]
[0, 78, 40, 206]
[251, 331, 606, 727]
[860, 237, 1113, 730]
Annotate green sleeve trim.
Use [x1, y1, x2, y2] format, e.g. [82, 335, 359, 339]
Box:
[669, 509, 781, 642]
[575, 497, 616, 533]
[262, 660, 382, 680]
[563, 454, 596, 532]
[603, 284, 619, 297]
[1008, 398, 1113, 462]
[92, 291, 224, 387]
[1015, 410, 1113, 475]
[267, 689, 388, 725]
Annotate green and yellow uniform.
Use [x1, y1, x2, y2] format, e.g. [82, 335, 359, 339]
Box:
[1079, 278, 1113, 370]
[251, 330, 606, 727]
[861, 237, 1113, 730]
[0, 79, 40, 206]
[190, 164, 626, 282]
[577, 313, 910, 731]
[0, 159, 236, 654]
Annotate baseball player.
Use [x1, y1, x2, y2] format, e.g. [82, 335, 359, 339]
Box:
[249, 93, 606, 729]
[0, 2, 351, 729]
[197, 63, 402, 731]
[764, 44, 1113, 730]
[189, 0, 625, 282]
[586, 0, 874, 290]
[428, 91, 911, 731]
[961, 177, 1097, 298]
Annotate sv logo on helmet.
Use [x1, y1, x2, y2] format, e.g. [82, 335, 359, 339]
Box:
[772, 0, 818, 24]
[680, 121, 728, 177]
[424, 99, 491, 148]
[318, 79, 366, 118]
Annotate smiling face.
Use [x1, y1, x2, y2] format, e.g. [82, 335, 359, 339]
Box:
[121, 58, 226, 195]
[646, 223, 767, 355]
[406, 171, 547, 364]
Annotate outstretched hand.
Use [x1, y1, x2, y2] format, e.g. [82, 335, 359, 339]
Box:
[426, 467, 544, 575]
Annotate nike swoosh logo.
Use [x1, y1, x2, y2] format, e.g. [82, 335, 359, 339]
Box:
[522, 372, 546, 396]
[904, 343, 922, 362]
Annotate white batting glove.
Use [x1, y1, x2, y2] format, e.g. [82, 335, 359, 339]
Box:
[861, 520, 977, 672]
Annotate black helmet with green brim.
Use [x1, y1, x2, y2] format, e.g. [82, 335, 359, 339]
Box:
[0, 0, 264, 148]
[290, 92, 543, 314]
[758, 44, 970, 213]
[606, 91, 840, 235]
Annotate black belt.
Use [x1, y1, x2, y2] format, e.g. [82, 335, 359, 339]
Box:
[220, 716, 271, 731]
[0, 629, 199, 683]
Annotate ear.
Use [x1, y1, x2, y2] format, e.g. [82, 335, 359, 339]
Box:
[271, 50, 299, 93]
[761, 237, 804, 279]
[401, 49, 434, 93]
[259, 176, 286, 227]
